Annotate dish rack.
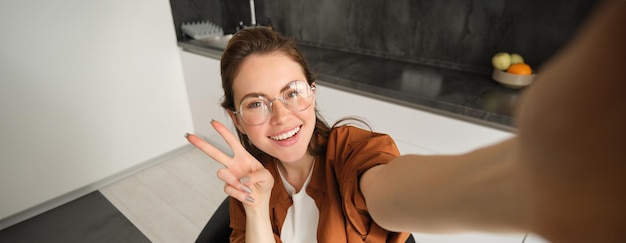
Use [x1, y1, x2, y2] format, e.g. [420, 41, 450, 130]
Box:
[181, 21, 223, 39]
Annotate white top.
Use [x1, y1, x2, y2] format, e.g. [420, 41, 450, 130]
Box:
[278, 164, 319, 243]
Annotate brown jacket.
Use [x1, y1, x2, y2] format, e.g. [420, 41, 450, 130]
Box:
[229, 126, 411, 242]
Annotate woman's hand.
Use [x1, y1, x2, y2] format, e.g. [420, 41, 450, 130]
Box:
[186, 120, 274, 207]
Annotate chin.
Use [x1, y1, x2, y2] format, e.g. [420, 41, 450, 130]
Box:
[274, 144, 310, 163]
[276, 133, 314, 163]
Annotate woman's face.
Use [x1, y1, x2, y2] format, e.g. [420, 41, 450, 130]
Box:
[230, 51, 316, 164]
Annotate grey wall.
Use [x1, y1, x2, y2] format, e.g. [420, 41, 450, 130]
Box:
[170, 0, 596, 74]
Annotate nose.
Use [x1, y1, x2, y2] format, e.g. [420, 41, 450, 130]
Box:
[268, 98, 291, 125]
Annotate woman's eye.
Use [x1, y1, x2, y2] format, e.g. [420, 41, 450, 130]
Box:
[286, 90, 301, 99]
[246, 101, 265, 110]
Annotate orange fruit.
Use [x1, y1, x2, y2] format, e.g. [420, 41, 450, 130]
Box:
[506, 63, 532, 75]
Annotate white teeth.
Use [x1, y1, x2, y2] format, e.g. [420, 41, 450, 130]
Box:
[270, 126, 300, 140]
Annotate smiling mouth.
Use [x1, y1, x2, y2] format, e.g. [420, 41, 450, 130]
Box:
[269, 126, 301, 141]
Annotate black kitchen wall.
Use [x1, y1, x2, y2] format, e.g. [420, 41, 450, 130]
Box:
[170, 0, 597, 74]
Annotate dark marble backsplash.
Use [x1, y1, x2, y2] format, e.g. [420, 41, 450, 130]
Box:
[170, 0, 596, 74]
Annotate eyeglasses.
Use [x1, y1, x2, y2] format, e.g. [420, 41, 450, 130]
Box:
[233, 80, 315, 125]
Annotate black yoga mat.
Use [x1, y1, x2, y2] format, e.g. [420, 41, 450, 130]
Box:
[0, 191, 150, 243]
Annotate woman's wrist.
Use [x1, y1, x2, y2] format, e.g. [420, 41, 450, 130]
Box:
[242, 194, 271, 217]
[243, 199, 275, 242]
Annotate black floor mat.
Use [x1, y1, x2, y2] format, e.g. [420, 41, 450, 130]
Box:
[0, 191, 150, 243]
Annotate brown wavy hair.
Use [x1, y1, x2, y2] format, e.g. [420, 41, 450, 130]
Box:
[219, 27, 332, 160]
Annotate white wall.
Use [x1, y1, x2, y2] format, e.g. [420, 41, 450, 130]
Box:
[0, 0, 193, 226]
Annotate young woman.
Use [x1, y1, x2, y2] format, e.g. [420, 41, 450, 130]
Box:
[186, 27, 412, 242]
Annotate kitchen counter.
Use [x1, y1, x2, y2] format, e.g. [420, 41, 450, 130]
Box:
[179, 40, 522, 132]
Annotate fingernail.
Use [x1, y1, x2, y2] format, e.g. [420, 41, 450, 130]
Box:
[239, 177, 250, 184]
[241, 185, 253, 194]
[184, 133, 190, 138]
[245, 196, 255, 203]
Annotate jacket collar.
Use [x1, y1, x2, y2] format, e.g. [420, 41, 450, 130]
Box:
[266, 156, 326, 209]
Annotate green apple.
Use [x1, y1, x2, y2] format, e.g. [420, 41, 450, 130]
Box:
[510, 53, 524, 64]
[492, 52, 511, 70]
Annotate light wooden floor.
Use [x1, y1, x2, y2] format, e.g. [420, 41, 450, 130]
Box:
[100, 146, 226, 243]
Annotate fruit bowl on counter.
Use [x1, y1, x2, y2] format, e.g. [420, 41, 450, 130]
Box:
[491, 52, 535, 88]
[492, 69, 535, 88]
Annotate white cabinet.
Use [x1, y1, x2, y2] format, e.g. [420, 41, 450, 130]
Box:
[524, 233, 550, 243]
[314, 85, 513, 155]
[179, 49, 236, 152]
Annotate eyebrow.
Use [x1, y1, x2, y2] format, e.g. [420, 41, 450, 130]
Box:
[238, 80, 300, 101]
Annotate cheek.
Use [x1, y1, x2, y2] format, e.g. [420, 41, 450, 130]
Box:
[307, 110, 317, 124]
[242, 125, 266, 143]
[301, 108, 318, 133]
[305, 101, 316, 118]
[294, 103, 315, 124]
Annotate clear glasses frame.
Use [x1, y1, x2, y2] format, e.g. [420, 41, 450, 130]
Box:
[232, 80, 316, 125]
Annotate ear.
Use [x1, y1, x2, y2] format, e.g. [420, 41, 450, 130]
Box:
[228, 110, 246, 135]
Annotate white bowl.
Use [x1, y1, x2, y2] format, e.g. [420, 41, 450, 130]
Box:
[492, 69, 535, 88]
[196, 34, 233, 50]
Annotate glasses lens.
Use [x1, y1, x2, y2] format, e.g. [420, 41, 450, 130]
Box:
[240, 97, 270, 125]
[283, 81, 313, 112]
[237, 81, 314, 125]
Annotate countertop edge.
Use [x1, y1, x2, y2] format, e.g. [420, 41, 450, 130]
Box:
[316, 79, 515, 133]
[179, 42, 224, 60]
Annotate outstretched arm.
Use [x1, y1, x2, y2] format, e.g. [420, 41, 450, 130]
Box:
[361, 138, 528, 233]
[362, 1, 626, 242]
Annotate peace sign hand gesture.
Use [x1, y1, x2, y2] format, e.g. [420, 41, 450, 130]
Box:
[185, 120, 274, 207]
